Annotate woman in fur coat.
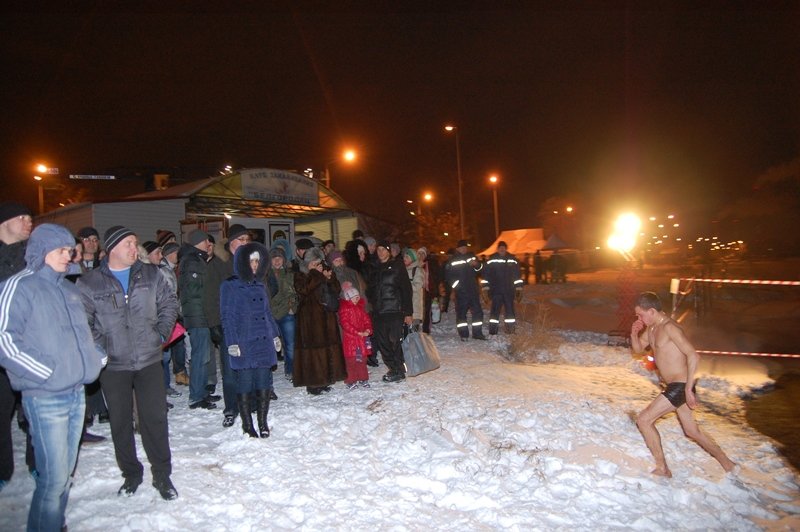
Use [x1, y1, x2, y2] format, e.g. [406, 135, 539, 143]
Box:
[292, 247, 347, 395]
[220, 242, 280, 438]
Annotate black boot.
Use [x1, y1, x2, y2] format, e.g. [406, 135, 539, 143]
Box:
[256, 389, 271, 438]
[236, 394, 258, 438]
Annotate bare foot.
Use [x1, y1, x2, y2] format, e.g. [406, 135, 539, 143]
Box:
[722, 460, 737, 473]
[651, 467, 672, 478]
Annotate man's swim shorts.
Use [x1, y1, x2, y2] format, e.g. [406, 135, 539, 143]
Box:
[662, 381, 697, 408]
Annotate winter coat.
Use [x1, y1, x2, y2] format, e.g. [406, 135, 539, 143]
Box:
[445, 251, 483, 295]
[220, 243, 279, 370]
[367, 257, 413, 317]
[177, 244, 209, 328]
[483, 252, 523, 297]
[0, 225, 106, 396]
[203, 254, 228, 328]
[77, 259, 179, 372]
[406, 261, 424, 320]
[337, 297, 373, 359]
[267, 265, 298, 320]
[292, 267, 346, 387]
[0, 240, 26, 283]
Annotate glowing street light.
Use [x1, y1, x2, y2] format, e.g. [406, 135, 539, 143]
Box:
[324, 149, 358, 189]
[444, 125, 465, 239]
[488, 174, 500, 237]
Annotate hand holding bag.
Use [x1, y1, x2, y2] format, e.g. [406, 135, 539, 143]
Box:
[402, 326, 441, 377]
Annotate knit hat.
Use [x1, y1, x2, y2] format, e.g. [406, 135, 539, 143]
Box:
[497, 240, 508, 248]
[416, 246, 428, 259]
[376, 239, 390, 251]
[227, 224, 249, 241]
[295, 238, 314, 250]
[156, 230, 176, 247]
[76, 226, 99, 240]
[403, 248, 417, 263]
[343, 287, 360, 301]
[187, 229, 210, 246]
[104, 225, 136, 253]
[363, 236, 376, 247]
[142, 241, 161, 255]
[162, 242, 180, 257]
[456, 239, 469, 248]
[24, 224, 75, 271]
[0, 202, 31, 225]
[269, 247, 285, 260]
[327, 250, 343, 264]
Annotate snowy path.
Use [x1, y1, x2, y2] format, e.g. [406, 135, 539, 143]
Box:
[0, 314, 798, 531]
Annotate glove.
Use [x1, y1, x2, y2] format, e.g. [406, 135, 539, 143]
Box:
[274, 337, 282, 352]
[515, 289, 523, 303]
[228, 344, 241, 357]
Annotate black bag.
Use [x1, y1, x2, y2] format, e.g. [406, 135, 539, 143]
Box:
[319, 281, 340, 312]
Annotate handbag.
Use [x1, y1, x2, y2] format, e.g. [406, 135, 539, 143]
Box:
[402, 326, 441, 377]
[163, 321, 186, 348]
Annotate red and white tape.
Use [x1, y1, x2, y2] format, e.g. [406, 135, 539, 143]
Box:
[697, 350, 800, 359]
[679, 278, 800, 286]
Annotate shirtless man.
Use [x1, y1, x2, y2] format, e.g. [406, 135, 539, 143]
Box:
[631, 291, 736, 478]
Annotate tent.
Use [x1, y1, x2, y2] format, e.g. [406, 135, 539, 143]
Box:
[479, 228, 547, 256]
[541, 233, 570, 250]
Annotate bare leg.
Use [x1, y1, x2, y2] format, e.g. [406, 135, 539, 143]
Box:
[675, 405, 736, 472]
[636, 395, 676, 477]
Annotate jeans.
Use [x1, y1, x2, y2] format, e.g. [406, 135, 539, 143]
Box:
[187, 328, 211, 404]
[276, 314, 296, 375]
[162, 349, 172, 388]
[236, 367, 273, 395]
[22, 388, 85, 532]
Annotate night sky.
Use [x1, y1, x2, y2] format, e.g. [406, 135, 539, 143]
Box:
[1, 3, 798, 244]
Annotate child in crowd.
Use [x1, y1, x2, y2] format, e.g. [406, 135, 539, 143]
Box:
[338, 286, 373, 389]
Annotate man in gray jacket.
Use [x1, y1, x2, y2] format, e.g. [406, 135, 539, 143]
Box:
[77, 226, 180, 500]
[0, 223, 106, 531]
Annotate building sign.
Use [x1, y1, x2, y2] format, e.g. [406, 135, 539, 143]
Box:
[240, 168, 319, 207]
[69, 174, 116, 180]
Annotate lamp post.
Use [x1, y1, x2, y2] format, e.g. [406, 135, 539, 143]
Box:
[34, 175, 44, 215]
[488, 174, 499, 238]
[444, 125, 465, 239]
[324, 149, 357, 189]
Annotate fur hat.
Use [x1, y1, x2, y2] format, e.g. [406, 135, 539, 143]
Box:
[104, 226, 135, 253]
[303, 246, 325, 265]
[269, 247, 285, 260]
[0, 202, 31, 225]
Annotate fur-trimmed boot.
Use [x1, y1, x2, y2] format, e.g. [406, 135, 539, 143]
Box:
[256, 389, 271, 438]
[237, 394, 258, 438]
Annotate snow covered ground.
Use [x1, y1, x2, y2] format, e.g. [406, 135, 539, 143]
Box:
[1, 311, 798, 531]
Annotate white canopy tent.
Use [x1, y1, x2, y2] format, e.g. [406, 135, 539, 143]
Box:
[479, 228, 547, 256]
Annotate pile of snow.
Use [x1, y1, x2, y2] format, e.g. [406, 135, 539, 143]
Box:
[0, 312, 797, 530]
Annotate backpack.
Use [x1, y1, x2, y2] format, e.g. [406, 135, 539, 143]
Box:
[319, 281, 340, 312]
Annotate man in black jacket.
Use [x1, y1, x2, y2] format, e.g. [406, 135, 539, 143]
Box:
[482, 241, 523, 334]
[367, 240, 413, 382]
[77, 226, 180, 500]
[445, 240, 487, 341]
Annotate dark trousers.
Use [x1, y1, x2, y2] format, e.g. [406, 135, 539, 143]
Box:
[373, 314, 406, 376]
[422, 290, 433, 334]
[100, 361, 172, 481]
[0, 370, 15, 481]
[489, 291, 516, 334]
[455, 289, 484, 338]
[170, 337, 186, 375]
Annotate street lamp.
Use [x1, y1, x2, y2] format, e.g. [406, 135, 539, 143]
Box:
[324, 149, 357, 189]
[444, 125, 465, 239]
[406, 192, 434, 215]
[488, 174, 499, 237]
[34, 175, 44, 214]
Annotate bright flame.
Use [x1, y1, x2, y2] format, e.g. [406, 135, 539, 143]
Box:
[608, 213, 641, 253]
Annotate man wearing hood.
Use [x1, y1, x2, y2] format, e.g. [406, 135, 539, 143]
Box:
[77, 226, 180, 500]
[0, 223, 106, 531]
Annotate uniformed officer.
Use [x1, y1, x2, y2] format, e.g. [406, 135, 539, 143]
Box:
[445, 240, 486, 341]
[481, 241, 523, 334]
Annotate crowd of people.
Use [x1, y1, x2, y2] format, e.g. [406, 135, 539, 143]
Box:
[0, 202, 529, 531]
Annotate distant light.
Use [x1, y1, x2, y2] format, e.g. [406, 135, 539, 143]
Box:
[33, 175, 43, 181]
[649, 216, 656, 221]
[595, 246, 601, 250]
[667, 214, 675, 219]
[488, 175, 498, 184]
[409, 211, 416, 216]
[224, 213, 232, 219]
[443, 232, 449, 236]
[444, 125, 456, 132]
[566, 206, 573, 213]
[343, 149, 356, 162]
[673, 223, 679, 227]
[423, 192, 433, 201]
[676, 238, 682, 241]
[704, 238, 710, 241]
[658, 224, 664, 228]
[662, 234, 668, 238]
[553, 210, 558, 214]
[639, 232, 645, 236]
[712, 236, 718, 240]
[406, 199, 413, 204]
[737, 240, 744, 244]
[36, 164, 48, 173]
